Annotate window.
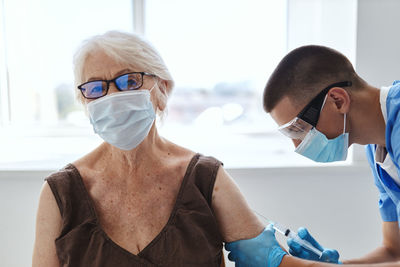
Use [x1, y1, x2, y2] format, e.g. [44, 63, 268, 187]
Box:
[146, 0, 357, 167]
[146, 0, 293, 168]
[0, 0, 133, 169]
[1, 0, 133, 126]
[0, 0, 358, 169]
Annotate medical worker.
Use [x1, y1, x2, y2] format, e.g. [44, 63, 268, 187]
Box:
[265, 45, 400, 264]
[225, 45, 400, 266]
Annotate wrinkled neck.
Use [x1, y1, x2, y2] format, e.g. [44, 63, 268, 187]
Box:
[105, 124, 167, 174]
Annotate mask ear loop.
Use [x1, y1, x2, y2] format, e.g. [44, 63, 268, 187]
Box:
[149, 81, 157, 93]
[321, 95, 328, 111]
[312, 95, 328, 131]
[148, 75, 160, 93]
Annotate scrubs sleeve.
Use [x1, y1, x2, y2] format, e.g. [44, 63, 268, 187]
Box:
[365, 145, 398, 222]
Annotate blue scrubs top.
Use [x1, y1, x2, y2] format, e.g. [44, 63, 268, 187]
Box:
[366, 80, 400, 224]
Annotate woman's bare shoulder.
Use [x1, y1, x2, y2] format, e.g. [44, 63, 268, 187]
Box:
[71, 144, 108, 181]
[38, 181, 61, 216]
[32, 182, 62, 266]
[162, 141, 197, 165]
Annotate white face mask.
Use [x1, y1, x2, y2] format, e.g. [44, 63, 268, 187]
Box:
[87, 88, 156, 151]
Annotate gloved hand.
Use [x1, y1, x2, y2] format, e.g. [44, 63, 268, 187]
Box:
[287, 227, 341, 264]
[225, 224, 287, 267]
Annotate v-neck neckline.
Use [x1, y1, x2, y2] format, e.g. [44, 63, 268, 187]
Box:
[68, 153, 200, 260]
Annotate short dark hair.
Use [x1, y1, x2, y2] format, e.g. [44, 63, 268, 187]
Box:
[263, 45, 366, 112]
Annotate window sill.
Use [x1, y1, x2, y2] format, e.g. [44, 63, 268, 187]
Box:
[0, 125, 364, 171]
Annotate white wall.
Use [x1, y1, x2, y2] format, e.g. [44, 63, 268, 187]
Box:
[0, 171, 48, 267]
[356, 0, 400, 87]
[287, 0, 357, 63]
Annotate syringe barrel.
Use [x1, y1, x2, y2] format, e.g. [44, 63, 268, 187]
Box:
[288, 232, 323, 258]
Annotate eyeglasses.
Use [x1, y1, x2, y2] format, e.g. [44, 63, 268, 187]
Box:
[78, 72, 156, 99]
[278, 81, 352, 140]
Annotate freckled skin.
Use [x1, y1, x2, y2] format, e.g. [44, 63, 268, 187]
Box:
[77, 151, 194, 255]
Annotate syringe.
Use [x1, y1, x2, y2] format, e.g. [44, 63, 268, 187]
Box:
[253, 210, 323, 258]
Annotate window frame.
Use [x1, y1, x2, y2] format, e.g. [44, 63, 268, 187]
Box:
[0, 0, 10, 126]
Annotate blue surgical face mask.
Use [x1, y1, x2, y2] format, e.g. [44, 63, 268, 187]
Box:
[294, 114, 349, 162]
[87, 86, 156, 151]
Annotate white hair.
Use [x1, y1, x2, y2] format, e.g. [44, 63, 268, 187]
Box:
[73, 31, 174, 111]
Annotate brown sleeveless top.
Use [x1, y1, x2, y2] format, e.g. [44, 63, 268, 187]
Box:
[46, 154, 224, 267]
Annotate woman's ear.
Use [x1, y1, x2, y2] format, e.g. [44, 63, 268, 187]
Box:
[328, 87, 351, 114]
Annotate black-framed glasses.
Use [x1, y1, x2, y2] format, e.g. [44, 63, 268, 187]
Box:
[297, 81, 352, 127]
[78, 72, 156, 99]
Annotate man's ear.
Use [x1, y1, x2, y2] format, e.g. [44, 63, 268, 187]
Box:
[328, 87, 351, 114]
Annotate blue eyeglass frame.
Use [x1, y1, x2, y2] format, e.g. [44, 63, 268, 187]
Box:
[77, 71, 156, 99]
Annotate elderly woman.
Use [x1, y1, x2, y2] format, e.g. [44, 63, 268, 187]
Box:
[31, 31, 265, 267]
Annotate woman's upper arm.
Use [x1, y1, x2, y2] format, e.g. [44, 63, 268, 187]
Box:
[212, 166, 264, 243]
[32, 181, 62, 267]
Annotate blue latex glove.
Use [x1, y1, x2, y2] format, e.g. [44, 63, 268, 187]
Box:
[225, 224, 287, 267]
[287, 227, 341, 264]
